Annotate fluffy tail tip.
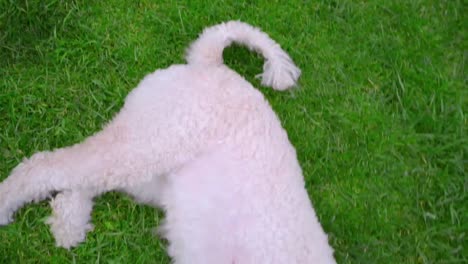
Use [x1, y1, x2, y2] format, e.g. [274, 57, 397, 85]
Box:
[258, 57, 301, 90]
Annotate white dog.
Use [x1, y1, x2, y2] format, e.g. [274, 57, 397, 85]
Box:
[0, 21, 336, 263]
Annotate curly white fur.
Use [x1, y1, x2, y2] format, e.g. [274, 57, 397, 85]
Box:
[0, 21, 335, 263]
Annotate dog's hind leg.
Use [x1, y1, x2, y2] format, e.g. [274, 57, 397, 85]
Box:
[0, 128, 146, 226]
[0, 109, 203, 230]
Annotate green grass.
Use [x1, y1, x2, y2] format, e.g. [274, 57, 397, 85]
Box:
[0, 0, 466, 263]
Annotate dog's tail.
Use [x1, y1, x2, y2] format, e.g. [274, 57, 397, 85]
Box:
[186, 21, 301, 91]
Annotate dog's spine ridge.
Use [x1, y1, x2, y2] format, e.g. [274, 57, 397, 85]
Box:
[186, 21, 301, 91]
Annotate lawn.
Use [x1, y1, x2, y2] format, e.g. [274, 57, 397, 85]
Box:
[0, 0, 465, 263]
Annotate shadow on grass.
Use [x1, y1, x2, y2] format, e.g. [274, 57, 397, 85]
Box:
[0, 0, 93, 66]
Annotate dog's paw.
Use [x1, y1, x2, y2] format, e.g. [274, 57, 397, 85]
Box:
[46, 216, 94, 249]
[54, 226, 93, 249]
[0, 213, 13, 226]
[0, 204, 13, 226]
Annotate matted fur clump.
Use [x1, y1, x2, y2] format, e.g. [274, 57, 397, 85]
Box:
[0, 21, 336, 263]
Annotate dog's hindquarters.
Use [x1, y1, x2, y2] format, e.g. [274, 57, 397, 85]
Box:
[186, 21, 301, 91]
[0, 66, 218, 247]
